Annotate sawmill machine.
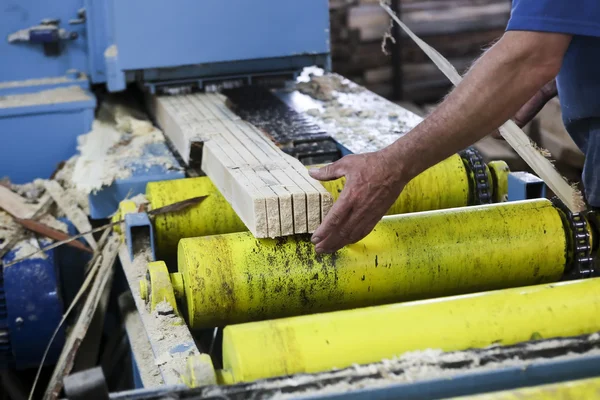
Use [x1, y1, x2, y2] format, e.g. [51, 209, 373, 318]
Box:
[2, 1, 600, 399]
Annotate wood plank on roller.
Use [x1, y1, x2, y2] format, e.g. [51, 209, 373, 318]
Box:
[152, 91, 330, 237]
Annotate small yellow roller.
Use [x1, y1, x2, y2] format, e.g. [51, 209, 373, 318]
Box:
[177, 199, 568, 330]
[221, 278, 600, 383]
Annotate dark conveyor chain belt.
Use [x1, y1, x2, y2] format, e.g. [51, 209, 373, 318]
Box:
[552, 198, 595, 279]
[107, 333, 600, 400]
[460, 147, 492, 205]
[223, 86, 342, 165]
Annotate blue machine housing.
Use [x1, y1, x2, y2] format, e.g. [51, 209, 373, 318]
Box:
[1, 0, 331, 184]
[0, 239, 64, 370]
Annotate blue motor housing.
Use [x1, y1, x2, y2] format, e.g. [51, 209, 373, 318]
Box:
[0, 239, 65, 370]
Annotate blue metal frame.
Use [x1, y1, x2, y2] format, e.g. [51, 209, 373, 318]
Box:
[88, 142, 185, 219]
[507, 172, 547, 202]
[124, 213, 156, 262]
[0, 83, 96, 184]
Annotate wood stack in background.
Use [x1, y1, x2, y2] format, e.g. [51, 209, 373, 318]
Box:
[330, 0, 511, 103]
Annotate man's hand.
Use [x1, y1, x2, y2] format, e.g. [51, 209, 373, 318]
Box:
[309, 150, 405, 254]
[309, 31, 571, 254]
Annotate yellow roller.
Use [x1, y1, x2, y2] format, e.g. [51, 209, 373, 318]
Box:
[176, 199, 567, 330]
[220, 278, 600, 383]
[147, 154, 471, 259]
[450, 377, 600, 399]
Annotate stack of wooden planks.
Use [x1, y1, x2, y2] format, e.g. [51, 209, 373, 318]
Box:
[149, 93, 333, 239]
[330, 0, 510, 102]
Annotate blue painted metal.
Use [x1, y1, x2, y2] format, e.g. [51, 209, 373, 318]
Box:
[0, 239, 65, 370]
[131, 350, 144, 389]
[507, 171, 547, 202]
[124, 213, 156, 262]
[295, 354, 600, 400]
[87, 142, 184, 219]
[0, 0, 88, 83]
[0, 87, 96, 184]
[107, 0, 329, 71]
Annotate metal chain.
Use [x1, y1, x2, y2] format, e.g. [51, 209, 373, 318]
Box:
[552, 198, 595, 278]
[459, 147, 492, 205]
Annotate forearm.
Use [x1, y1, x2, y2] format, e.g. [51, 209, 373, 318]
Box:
[385, 31, 569, 182]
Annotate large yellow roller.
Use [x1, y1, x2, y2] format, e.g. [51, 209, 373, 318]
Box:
[175, 199, 571, 330]
[449, 376, 600, 399]
[147, 154, 503, 259]
[220, 278, 600, 383]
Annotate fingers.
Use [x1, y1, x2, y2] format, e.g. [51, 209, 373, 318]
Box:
[308, 159, 348, 181]
[311, 194, 352, 252]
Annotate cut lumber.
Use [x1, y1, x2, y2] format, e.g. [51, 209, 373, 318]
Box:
[0, 185, 36, 219]
[42, 180, 97, 250]
[151, 92, 332, 238]
[381, 3, 585, 212]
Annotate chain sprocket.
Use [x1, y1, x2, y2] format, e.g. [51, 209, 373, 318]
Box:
[552, 198, 595, 279]
[460, 147, 492, 205]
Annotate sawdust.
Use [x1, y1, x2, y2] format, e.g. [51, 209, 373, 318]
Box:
[11, 179, 46, 201]
[292, 69, 422, 154]
[0, 86, 92, 109]
[0, 76, 72, 89]
[245, 333, 600, 399]
[54, 157, 91, 215]
[295, 73, 361, 102]
[10, 237, 48, 261]
[0, 211, 20, 240]
[128, 193, 149, 209]
[104, 45, 118, 58]
[70, 102, 180, 194]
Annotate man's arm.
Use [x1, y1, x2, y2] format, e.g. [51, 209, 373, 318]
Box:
[491, 78, 558, 138]
[309, 30, 572, 254]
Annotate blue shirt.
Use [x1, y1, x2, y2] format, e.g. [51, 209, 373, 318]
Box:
[507, 0, 600, 207]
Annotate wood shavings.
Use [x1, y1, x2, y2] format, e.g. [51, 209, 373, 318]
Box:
[291, 70, 422, 154]
[70, 99, 179, 194]
[0, 86, 92, 109]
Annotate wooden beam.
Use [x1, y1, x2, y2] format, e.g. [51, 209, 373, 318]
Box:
[152, 92, 332, 238]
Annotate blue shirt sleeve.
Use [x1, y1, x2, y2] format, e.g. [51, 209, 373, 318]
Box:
[507, 0, 600, 37]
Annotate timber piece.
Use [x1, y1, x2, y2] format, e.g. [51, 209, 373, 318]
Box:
[0, 185, 37, 219]
[43, 235, 120, 400]
[187, 99, 283, 237]
[42, 180, 97, 250]
[382, 4, 585, 212]
[202, 139, 268, 237]
[223, 119, 308, 234]
[232, 120, 323, 232]
[348, 2, 510, 41]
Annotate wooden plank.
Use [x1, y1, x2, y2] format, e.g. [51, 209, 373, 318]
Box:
[0, 185, 36, 219]
[381, 3, 585, 212]
[42, 181, 97, 250]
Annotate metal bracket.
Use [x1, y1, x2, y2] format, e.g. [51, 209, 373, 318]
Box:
[63, 367, 109, 400]
[124, 213, 156, 262]
[507, 172, 546, 202]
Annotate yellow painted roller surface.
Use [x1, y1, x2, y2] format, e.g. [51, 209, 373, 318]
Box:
[146, 177, 247, 259]
[450, 376, 600, 399]
[321, 154, 469, 214]
[221, 278, 600, 383]
[148, 155, 469, 257]
[178, 199, 566, 330]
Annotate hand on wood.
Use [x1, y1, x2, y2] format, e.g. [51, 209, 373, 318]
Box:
[309, 151, 405, 254]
